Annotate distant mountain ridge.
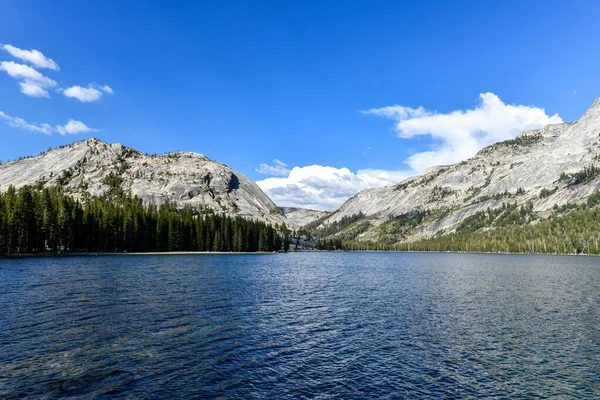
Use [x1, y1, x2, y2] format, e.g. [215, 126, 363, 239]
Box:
[279, 207, 331, 228]
[310, 98, 600, 243]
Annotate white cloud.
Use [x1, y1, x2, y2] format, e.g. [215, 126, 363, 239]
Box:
[363, 92, 562, 172]
[361, 105, 429, 120]
[18, 82, 50, 98]
[1, 44, 59, 70]
[55, 119, 94, 135]
[0, 61, 57, 93]
[0, 61, 57, 98]
[0, 110, 95, 136]
[0, 110, 53, 135]
[257, 165, 410, 210]
[259, 93, 562, 210]
[62, 85, 103, 102]
[0, 45, 113, 101]
[256, 159, 291, 176]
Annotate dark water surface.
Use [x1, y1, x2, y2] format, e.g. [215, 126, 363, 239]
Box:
[1, 253, 600, 398]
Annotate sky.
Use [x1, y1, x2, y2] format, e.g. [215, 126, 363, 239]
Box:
[1, 1, 600, 210]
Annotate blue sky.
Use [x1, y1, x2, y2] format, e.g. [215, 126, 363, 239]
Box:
[1, 1, 600, 209]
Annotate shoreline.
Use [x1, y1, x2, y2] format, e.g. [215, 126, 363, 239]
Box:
[0, 251, 280, 259]
[349, 249, 600, 257]
[0, 249, 598, 259]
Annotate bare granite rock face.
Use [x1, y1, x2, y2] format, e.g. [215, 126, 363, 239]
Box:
[279, 207, 331, 229]
[0, 138, 286, 225]
[315, 98, 600, 241]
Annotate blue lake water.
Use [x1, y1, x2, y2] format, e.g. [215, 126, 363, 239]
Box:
[1, 252, 600, 398]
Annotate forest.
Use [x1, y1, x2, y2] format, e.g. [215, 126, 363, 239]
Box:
[342, 194, 600, 255]
[0, 185, 290, 255]
[4, 182, 600, 256]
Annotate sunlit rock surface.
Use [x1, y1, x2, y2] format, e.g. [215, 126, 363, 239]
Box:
[0, 138, 286, 225]
[315, 98, 600, 241]
[279, 207, 330, 229]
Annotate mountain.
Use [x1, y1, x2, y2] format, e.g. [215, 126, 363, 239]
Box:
[279, 207, 331, 229]
[0, 138, 286, 225]
[311, 98, 600, 243]
[4, 98, 600, 247]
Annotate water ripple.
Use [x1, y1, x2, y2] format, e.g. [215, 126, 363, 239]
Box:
[1, 253, 600, 398]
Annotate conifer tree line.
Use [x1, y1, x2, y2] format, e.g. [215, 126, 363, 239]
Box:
[403, 205, 600, 255]
[0, 185, 290, 255]
[315, 238, 344, 251]
[341, 197, 600, 255]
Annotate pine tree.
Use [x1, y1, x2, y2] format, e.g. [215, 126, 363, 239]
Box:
[41, 188, 58, 251]
[14, 187, 36, 253]
[281, 222, 290, 252]
[213, 230, 222, 252]
[258, 228, 267, 252]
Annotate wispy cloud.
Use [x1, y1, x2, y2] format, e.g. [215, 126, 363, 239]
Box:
[0, 110, 96, 136]
[62, 85, 103, 102]
[0, 61, 57, 97]
[256, 159, 291, 176]
[18, 81, 50, 98]
[0, 44, 113, 101]
[0, 110, 53, 135]
[1, 44, 59, 70]
[0, 61, 56, 86]
[361, 105, 429, 120]
[101, 85, 114, 95]
[62, 84, 114, 102]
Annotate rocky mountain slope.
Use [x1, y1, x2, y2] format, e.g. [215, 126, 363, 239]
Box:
[312, 98, 600, 243]
[0, 138, 287, 225]
[279, 207, 331, 229]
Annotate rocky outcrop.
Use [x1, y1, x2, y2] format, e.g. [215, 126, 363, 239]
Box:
[279, 207, 331, 229]
[0, 138, 286, 225]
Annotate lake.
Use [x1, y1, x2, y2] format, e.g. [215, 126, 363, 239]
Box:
[1, 252, 599, 398]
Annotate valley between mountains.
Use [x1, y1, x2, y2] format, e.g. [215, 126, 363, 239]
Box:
[3, 98, 600, 253]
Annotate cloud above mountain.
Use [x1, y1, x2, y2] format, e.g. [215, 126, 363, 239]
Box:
[257, 165, 410, 210]
[0, 61, 57, 98]
[363, 92, 562, 172]
[0, 110, 95, 136]
[258, 93, 562, 210]
[62, 85, 102, 102]
[256, 159, 291, 176]
[0, 44, 113, 101]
